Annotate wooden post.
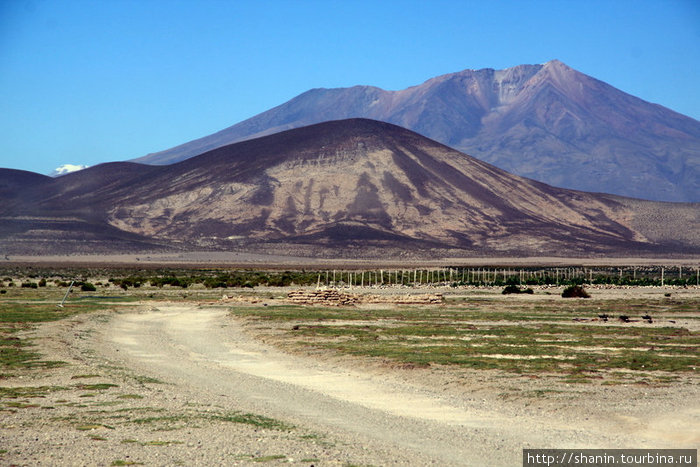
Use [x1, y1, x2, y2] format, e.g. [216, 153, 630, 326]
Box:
[58, 280, 75, 307]
[661, 267, 664, 287]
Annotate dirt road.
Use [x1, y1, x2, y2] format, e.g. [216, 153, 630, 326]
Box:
[93, 305, 698, 466]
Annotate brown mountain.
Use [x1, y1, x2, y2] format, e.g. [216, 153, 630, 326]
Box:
[2, 119, 698, 257]
[134, 60, 700, 202]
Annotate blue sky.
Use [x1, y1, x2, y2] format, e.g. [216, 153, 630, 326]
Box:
[1, 0, 699, 175]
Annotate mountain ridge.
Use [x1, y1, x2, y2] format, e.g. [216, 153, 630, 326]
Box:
[133, 60, 700, 202]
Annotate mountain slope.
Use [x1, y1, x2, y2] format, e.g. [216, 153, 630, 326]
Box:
[5, 119, 696, 257]
[134, 60, 700, 202]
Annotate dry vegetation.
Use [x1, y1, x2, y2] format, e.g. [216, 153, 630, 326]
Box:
[0, 266, 698, 465]
[235, 289, 699, 386]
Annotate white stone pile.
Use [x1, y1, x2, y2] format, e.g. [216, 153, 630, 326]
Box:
[287, 289, 443, 306]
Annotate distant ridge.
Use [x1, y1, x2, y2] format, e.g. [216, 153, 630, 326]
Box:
[134, 60, 700, 202]
[3, 119, 698, 257]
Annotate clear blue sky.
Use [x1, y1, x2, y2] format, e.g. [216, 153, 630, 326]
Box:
[1, 0, 699, 175]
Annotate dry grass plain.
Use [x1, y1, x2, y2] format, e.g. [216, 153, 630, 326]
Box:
[0, 273, 698, 466]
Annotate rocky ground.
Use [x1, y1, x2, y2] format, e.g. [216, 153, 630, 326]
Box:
[1, 286, 698, 466]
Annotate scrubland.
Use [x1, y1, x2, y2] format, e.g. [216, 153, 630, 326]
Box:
[0, 268, 698, 466]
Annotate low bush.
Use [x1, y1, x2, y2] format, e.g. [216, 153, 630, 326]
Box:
[562, 285, 590, 298]
[80, 282, 97, 292]
[502, 284, 534, 295]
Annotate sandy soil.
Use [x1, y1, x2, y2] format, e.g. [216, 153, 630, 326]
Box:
[5, 251, 700, 268]
[2, 295, 698, 466]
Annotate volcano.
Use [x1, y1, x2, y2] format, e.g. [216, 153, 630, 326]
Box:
[134, 61, 700, 203]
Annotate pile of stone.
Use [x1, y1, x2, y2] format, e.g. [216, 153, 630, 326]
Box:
[364, 293, 443, 304]
[287, 289, 359, 306]
[220, 294, 261, 304]
[287, 289, 443, 306]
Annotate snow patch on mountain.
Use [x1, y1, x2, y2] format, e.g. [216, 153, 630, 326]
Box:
[50, 164, 89, 177]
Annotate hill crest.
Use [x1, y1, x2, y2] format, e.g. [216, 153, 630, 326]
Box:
[4, 119, 697, 257]
[133, 60, 700, 202]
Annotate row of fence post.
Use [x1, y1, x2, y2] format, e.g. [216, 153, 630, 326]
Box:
[314, 266, 699, 287]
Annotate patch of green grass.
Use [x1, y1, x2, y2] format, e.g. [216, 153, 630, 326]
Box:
[76, 383, 119, 391]
[123, 408, 292, 432]
[131, 375, 165, 385]
[111, 460, 143, 466]
[0, 294, 136, 375]
[4, 401, 41, 408]
[0, 385, 66, 398]
[209, 411, 293, 430]
[235, 298, 699, 383]
[130, 414, 189, 424]
[252, 454, 286, 462]
[117, 394, 144, 400]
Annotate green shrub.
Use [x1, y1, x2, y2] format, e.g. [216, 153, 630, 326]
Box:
[80, 282, 97, 292]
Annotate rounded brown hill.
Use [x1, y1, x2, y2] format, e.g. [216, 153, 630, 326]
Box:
[100, 119, 686, 255]
[2, 118, 698, 256]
